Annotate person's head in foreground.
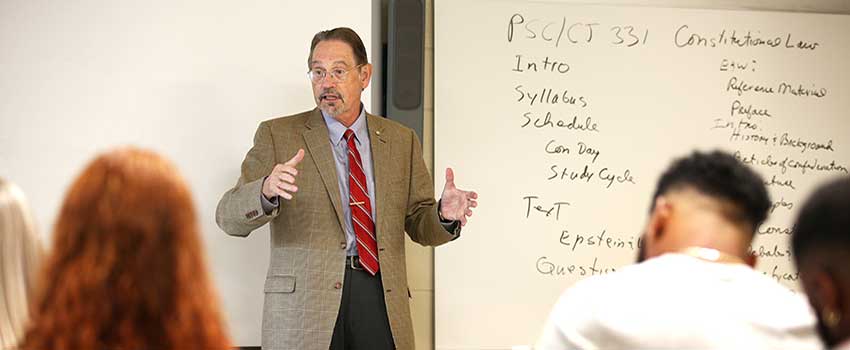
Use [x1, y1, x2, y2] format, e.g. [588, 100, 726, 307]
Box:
[536, 150, 821, 350]
[22, 147, 231, 350]
[793, 176, 850, 349]
[0, 178, 44, 349]
[640, 150, 771, 264]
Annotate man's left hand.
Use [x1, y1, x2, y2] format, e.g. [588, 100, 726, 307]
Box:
[439, 168, 478, 226]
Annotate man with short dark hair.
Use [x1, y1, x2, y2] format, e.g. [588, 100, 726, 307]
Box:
[793, 176, 850, 349]
[536, 150, 819, 349]
[216, 27, 477, 350]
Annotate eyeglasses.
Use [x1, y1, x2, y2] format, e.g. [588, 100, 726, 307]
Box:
[307, 64, 364, 83]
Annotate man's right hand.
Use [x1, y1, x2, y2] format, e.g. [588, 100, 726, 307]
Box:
[262, 149, 305, 200]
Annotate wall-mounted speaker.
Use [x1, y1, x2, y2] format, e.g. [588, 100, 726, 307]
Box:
[386, 0, 425, 140]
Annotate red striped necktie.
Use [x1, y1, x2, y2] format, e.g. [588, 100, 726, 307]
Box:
[344, 129, 379, 275]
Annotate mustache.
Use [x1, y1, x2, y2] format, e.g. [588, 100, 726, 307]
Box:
[320, 89, 343, 101]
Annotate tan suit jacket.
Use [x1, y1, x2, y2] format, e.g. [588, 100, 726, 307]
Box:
[216, 109, 456, 350]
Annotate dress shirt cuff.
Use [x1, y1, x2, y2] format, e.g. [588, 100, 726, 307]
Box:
[260, 176, 280, 215]
[437, 199, 461, 239]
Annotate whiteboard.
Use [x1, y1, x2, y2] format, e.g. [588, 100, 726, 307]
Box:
[434, 1, 850, 349]
[0, 0, 372, 346]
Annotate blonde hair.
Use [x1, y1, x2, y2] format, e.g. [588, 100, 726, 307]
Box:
[0, 179, 44, 349]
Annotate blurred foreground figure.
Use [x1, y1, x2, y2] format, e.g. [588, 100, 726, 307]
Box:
[536, 150, 819, 349]
[0, 178, 44, 349]
[793, 176, 850, 349]
[22, 148, 231, 350]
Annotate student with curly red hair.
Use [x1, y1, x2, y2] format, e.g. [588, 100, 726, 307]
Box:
[22, 147, 231, 350]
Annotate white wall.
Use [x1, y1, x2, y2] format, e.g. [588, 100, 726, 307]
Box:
[0, 1, 372, 346]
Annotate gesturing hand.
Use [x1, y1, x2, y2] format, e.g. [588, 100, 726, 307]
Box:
[439, 168, 478, 226]
[262, 149, 305, 200]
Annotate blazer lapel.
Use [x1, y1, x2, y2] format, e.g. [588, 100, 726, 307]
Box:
[302, 109, 346, 232]
[367, 114, 390, 238]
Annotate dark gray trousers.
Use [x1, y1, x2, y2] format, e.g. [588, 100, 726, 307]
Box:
[329, 266, 395, 350]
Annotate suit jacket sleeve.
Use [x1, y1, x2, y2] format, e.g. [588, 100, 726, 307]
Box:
[216, 121, 280, 237]
[403, 129, 459, 245]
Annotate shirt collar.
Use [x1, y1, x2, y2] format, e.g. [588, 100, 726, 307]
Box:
[321, 104, 368, 145]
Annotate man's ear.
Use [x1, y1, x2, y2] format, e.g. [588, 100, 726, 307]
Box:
[801, 264, 846, 347]
[359, 63, 373, 90]
[744, 251, 757, 267]
[811, 268, 841, 320]
[644, 197, 671, 258]
[649, 197, 671, 240]
[824, 268, 847, 324]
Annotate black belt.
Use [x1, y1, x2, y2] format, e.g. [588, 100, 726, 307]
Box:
[345, 255, 364, 270]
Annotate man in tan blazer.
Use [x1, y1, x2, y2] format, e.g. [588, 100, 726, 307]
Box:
[216, 28, 477, 350]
